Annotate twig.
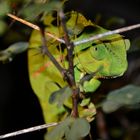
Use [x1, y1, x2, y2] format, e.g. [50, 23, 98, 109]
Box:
[7, 13, 140, 47]
[96, 110, 109, 140]
[59, 10, 79, 118]
[59, 10, 75, 82]
[89, 132, 93, 140]
[40, 27, 66, 76]
[74, 24, 140, 46]
[0, 123, 58, 139]
[7, 13, 65, 44]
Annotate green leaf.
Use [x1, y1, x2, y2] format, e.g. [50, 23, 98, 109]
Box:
[102, 85, 140, 113]
[20, 1, 62, 21]
[0, 42, 28, 62]
[49, 86, 72, 107]
[6, 42, 28, 54]
[79, 103, 96, 122]
[46, 117, 90, 140]
[66, 118, 90, 140]
[80, 98, 90, 107]
[45, 117, 74, 140]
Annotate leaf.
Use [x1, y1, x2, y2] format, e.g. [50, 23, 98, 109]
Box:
[49, 86, 72, 107]
[45, 117, 74, 140]
[46, 117, 90, 140]
[79, 103, 96, 122]
[0, 42, 28, 62]
[102, 85, 140, 113]
[6, 42, 29, 54]
[80, 98, 90, 107]
[20, 1, 62, 21]
[102, 101, 122, 114]
[66, 118, 90, 140]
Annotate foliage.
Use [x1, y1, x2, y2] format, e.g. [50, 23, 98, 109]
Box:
[20, 1, 63, 21]
[102, 84, 140, 113]
[0, 42, 28, 62]
[46, 117, 90, 140]
[49, 86, 72, 108]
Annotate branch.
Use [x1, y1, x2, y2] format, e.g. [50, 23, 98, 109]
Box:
[96, 110, 109, 140]
[7, 13, 65, 44]
[59, 10, 75, 80]
[59, 10, 79, 118]
[74, 24, 140, 46]
[40, 27, 66, 77]
[0, 123, 58, 139]
[7, 13, 140, 47]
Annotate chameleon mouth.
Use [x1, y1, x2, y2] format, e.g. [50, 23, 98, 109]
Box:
[80, 72, 120, 84]
[97, 72, 124, 79]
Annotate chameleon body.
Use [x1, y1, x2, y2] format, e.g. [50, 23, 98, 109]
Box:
[28, 11, 130, 123]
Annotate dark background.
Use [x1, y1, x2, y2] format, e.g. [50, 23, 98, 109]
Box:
[0, 0, 140, 139]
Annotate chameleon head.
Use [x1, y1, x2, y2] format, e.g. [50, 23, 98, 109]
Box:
[75, 35, 130, 79]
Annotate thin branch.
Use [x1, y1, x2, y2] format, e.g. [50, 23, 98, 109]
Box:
[74, 24, 140, 46]
[96, 110, 109, 140]
[40, 27, 66, 76]
[7, 13, 65, 44]
[0, 123, 58, 139]
[7, 13, 67, 76]
[7, 13, 140, 47]
[59, 9, 79, 118]
[59, 10, 75, 79]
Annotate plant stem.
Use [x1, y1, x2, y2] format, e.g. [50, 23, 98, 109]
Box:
[59, 9, 79, 118]
[8, 13, 140, 46]
[7, 14, 65, 44]
[0, 123, 58, 139]
[96, 110, 109, 140]
[74, 24, 140, 46]
[40, 27, 66, 77]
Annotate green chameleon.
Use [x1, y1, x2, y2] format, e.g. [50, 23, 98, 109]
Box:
[28, 11, 130, 124]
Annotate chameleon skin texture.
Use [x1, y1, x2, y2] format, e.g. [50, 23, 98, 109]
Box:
[28, 11, 130, 123]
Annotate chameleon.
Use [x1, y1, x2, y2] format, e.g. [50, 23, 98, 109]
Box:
[28, 11, 130, 124]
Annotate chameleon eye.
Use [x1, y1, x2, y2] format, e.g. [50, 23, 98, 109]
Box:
[94, 47, 98, 51]
[90, 44, 107, 60]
